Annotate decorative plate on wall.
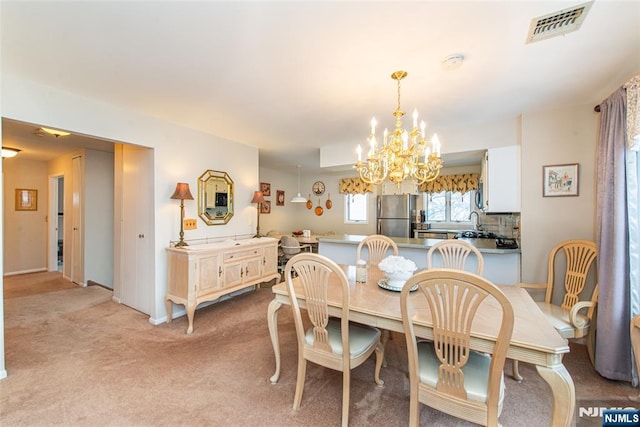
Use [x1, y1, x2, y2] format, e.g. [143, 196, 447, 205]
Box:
[312, 181, 325, 196]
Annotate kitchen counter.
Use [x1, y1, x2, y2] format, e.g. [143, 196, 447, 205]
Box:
[317, 234, 520, 254]
[317, 234, 521, 285]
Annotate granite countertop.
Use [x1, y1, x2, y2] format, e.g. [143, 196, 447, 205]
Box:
[317, 234, 520, 254]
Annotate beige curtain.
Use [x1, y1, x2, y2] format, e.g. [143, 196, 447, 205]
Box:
[339, 178, 375, 194]
[418, 173, 479, 194]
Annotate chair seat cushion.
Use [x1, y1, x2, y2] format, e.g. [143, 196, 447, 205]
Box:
[536, 302, 590, 338]
[305, 318, 381, 357]
[416, 341, 504, 403]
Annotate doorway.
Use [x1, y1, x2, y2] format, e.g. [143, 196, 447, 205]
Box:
[48, 175, 64, 273]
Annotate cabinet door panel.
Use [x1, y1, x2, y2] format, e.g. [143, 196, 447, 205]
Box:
[263, 245, 278, 275]
[198, 254, 222, 293]
[484, 146, 520, 213]
[245, 257, 262, 282]
[223, 262, 243, 287]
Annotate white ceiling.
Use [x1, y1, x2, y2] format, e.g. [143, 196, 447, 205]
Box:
[2, 1, 639, 171]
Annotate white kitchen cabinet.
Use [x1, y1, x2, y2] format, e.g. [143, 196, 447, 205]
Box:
[165, 237, 280, 334]
[482, 145, 521, 213]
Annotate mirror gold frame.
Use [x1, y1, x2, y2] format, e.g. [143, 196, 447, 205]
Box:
[198, 170, 234, 225]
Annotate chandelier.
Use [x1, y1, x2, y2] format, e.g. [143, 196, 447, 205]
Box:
[355, 71, 443, 185]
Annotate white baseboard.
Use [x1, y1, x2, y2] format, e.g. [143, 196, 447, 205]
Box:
[3, 267, 47, 277]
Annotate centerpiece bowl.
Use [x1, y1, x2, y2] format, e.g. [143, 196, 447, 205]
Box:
[377, 256, 418, 292]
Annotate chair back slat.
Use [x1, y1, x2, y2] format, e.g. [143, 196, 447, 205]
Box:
[427, 240, 484, 276]
[356, 235, 399, 266]
[400, 269, 514, 425]
[557, 241, 597, 310]
[293, 259, 334, 352]
[424, 278, 489, 399]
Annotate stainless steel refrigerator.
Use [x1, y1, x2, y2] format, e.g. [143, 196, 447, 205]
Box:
[376, 194, 417, 238]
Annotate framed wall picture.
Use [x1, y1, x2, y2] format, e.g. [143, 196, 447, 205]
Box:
[276, 190, 285, 206]
[260, 200, 271, 214]
[543, 163, 579, 197]
[260, 182, 271, 196]
[15, 188, 38, 211]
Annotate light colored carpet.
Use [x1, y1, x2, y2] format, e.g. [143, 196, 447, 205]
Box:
[0, 272, 635, 426]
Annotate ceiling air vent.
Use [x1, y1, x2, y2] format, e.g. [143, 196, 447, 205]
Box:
[526, 1, 593, 44]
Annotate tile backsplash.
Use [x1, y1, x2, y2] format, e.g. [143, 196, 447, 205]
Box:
[479, 213, 520, 239]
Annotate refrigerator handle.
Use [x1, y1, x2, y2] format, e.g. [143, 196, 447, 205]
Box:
[376, 196, 381, 218]
[377, 219, 381, 234]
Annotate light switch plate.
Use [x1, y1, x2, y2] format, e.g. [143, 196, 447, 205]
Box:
[184, 218, 197, 230]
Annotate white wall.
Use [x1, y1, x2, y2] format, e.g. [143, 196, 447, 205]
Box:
[2, 158, 48, 274]
[258, 167, 376, 236]
[320, 116, 520, 168]
[520, 105, 598, 283]
[84, 149, 114, 288]
[1, 74, 260, 325]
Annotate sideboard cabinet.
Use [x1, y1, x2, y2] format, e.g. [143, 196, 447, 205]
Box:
[165, 237, 280, 334]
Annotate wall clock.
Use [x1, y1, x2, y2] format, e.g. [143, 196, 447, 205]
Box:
[312, 181, 325, 196]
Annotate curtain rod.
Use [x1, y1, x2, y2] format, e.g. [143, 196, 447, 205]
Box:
[594, 105, 601, 112]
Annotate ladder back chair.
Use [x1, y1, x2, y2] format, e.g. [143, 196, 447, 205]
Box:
[426, 239, 484, 275]
[356, 234, 399, 266]
[512, 239, 598, 381]
[284, 253, 384, 427]
[400, 269, 514, 426]
[630, 315, 640, 402]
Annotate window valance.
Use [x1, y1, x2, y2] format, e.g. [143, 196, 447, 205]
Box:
[417, 173, 479, 194]
[339, 178, 375, 195]
[625, 73, 640, 151]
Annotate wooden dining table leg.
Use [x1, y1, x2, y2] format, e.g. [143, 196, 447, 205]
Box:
[268, 298, 284, 384]
[536, 363, 576, 427]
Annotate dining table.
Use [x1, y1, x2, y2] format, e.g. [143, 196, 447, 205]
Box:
[267, 264, 576, 427]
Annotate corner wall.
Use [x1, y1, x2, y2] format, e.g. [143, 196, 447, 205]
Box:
[520, 105, 598, 283]
[2, 158, 48, 274]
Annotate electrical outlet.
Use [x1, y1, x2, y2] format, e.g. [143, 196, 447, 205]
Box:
[184, 218, 197, 230]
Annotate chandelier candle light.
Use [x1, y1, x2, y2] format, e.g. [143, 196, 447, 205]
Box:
[356, 71, 443, 185]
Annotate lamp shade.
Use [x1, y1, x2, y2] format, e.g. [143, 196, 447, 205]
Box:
[251, 191, 265, 204]
[170, 183, 194, 200]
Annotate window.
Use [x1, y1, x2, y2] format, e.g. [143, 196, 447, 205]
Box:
[425, 190, 474, 223]
[345, 193, 368, 223]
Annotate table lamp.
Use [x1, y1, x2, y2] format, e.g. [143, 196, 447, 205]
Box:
[251, 190, 265, 238]
[170, 182, 194, 247]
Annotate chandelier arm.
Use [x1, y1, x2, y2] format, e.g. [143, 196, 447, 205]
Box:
[355, 70, 442, 186]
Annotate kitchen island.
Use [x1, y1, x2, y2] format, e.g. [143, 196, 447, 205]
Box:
[317, 234, 521, 285]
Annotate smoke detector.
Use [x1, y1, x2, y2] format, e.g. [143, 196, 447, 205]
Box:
[526, 1, 593, 44]
[442, 54, 464, 70]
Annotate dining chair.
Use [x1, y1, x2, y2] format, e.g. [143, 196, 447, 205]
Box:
[279, 236, 312, 274]
[284, 253, 384, 427]
[426, 239, 484, 275]
[512, 239, 598, 381]
[400, 269, 514, 427]
[356, 234, 399, 266]
[630, 315, 640, 402]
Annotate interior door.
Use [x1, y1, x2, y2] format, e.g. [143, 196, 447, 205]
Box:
[116, 144, 154, 314]
[71, 155, 84, 284]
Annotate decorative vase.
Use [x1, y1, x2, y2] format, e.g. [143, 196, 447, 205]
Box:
[384, 270, 414, 290]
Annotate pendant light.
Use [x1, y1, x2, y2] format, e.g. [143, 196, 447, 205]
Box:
[290, 165, 307, 203]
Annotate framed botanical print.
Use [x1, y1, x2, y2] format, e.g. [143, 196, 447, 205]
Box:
[276, 190, 285, 206]
[260, 182, 271, 196]
[15, 188, 37, 211]
[543, 163, 579, 197]
[260, 200, 271, 214]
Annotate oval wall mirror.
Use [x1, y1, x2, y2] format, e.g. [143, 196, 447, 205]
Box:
[198, 170, 234, 225]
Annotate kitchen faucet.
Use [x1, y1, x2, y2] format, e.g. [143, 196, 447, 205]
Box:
[469, 211, 483, 230]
